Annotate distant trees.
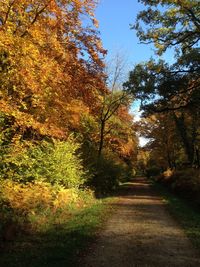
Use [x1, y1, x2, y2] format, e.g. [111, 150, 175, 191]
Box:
[98, 91, 128, 156]
[97, 53, 137, 159]
[125, 0, 200, 168]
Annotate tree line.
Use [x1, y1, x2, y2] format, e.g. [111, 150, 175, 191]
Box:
[1, 0, 199, 240]
[125, 0, 200, 170]
[0, 0, 138, 196]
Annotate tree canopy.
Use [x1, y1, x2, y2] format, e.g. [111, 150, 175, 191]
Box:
[0, 0, 139, 197]
[134, 0, 200, 55]
[124, 49, 200, 113]
[126, 0, 200, 167]
[0, 0, 107, 138]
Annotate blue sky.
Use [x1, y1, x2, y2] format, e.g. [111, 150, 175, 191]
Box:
[96, 0, 154, 146]
[96, 0, 174, 68]
[96, 0, 155, 66]
[95, 1, 175, 146]
[96, 1, 149, 111]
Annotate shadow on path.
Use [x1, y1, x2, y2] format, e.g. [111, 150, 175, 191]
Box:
[82, 177, 200, 267]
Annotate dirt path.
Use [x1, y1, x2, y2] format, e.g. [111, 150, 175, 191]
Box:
[82, 177, 200, 267]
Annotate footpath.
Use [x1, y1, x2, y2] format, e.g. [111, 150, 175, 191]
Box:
[82, 177, 200, 267]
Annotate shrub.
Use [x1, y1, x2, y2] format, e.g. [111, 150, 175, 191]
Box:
[156, 168, 175, 183]
[157, 168, 200, 204]
[131, 168, 137, 177]
[0, 180, 53, 221]
[53, 188, 78, 211]
[146, 166, 161, 178]
[89, 155, 128, 194]
[0, 138, 88, 188]
[0, 179, 96, 236]
[171, 169, 200, 195]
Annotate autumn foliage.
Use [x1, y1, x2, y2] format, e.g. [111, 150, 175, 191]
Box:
[0, 0, 138, 240]
[0, 0, 107, 138]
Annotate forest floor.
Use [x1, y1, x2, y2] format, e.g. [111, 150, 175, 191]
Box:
[81, 177, 200, 267]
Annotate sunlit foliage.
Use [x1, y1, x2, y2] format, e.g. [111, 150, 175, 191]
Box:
[0, 1, 138, 240]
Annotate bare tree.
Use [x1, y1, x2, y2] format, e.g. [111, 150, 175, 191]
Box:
[98, 52, 132, 157]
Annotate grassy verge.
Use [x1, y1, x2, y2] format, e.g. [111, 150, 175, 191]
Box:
[0, 198, 115, 267]
[152, 181, 200, 249]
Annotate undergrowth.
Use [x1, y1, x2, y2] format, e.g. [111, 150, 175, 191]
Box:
[0, 197, 115, 267]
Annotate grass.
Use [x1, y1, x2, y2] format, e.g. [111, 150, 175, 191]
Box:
[152, 181, 200, 249]
[0, 198, 115, 267]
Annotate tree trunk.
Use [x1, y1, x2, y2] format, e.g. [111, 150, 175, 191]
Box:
[98, 120, 105, 157]
[166, 148, 172, 169]
[173, 113, 194, 164]
[195, 148, 200, 168]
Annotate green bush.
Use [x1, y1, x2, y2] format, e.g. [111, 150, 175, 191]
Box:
[89, 155, 128, 194]
[0, 138, 88, 188]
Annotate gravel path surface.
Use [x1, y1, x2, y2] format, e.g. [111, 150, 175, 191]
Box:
[82, 177, 200, 267]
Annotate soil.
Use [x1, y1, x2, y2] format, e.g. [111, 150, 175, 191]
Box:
[81, 177, 200, 267]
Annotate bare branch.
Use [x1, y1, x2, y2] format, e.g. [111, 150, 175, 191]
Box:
[21, 3, 49, 37]
[3, 0, 16, 25]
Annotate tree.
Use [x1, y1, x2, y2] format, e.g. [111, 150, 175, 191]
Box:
[138, 114, 184, 169]
[98, 91, 130, 157]
[134, 0, 200, 55]
[97, 53, 132, 157]
[127, 1, 200, 166]
[124, 55, 200, 165]
[125, 49, 200, 110]
[0, 0, 106, 139]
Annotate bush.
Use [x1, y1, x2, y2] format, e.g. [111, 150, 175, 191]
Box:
[0, 180, 53, 222]
[157, 168, 200, 204]
[146, 166, 161, 178]
[0, 179, 96, 238]
[0, 135, 95, 238]
[0, 138, 88, 188]
[89, 155, 128, 194]
[171, 169, 200, 196]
